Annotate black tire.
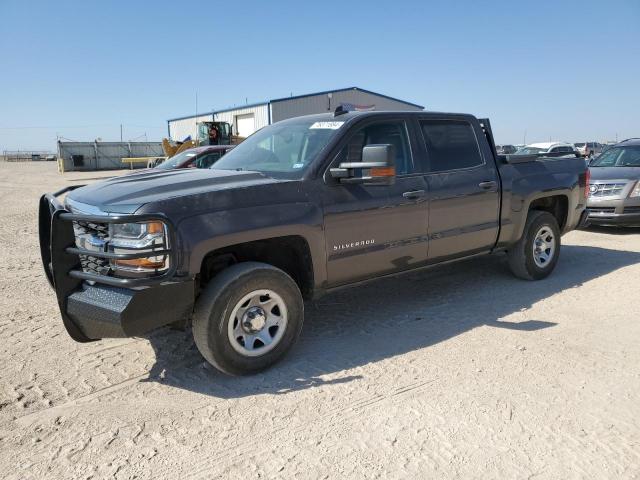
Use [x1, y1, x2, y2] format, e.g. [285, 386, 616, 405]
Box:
[192, 262, 304, 375]
[507, 211, 561, 280]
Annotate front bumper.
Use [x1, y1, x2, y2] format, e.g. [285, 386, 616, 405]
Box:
[66, 281, 194, 339]
[587, 198, 640, 226]
[39, 188, 194, 342]
[587, 209, 640, 226]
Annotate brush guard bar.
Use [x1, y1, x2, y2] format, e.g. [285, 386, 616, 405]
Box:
[38, 186, 181, 342]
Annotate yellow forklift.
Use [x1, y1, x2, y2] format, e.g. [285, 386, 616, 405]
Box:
[162, 121, 244, 157]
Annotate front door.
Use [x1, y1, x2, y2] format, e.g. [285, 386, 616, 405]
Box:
[322, 119, 429, 286]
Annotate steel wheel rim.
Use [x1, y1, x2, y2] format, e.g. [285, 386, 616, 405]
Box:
[227, 289, 288, 357]
[532, 226, 556, 268]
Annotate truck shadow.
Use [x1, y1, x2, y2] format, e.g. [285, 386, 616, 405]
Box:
[143, 244, 640, 398]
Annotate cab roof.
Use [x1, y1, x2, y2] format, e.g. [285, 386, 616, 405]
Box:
[183, 145, 235, 154]
[276, 110, 479, 125]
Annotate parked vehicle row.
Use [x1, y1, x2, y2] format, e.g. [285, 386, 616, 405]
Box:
[39, 110, 589, 375]
[497, 141, 615, 161]
[516, 142, 580, 158]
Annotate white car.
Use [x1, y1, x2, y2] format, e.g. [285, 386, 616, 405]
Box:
[516, 142, 579, 158]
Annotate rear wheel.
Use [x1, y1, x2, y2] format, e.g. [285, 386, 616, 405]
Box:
[192, 262, 304, 375]
[508, 211, 561, 280]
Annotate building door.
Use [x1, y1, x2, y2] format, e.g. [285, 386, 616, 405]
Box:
[236, 114, 255, 137]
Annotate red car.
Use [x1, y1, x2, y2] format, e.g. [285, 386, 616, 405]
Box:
[154, 145, 234, 170]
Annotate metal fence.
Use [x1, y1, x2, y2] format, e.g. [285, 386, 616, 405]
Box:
[57, 141, 164, 171]
[1, 150, 57, 162]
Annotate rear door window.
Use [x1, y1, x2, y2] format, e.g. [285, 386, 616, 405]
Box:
[420, 120, 484, 172]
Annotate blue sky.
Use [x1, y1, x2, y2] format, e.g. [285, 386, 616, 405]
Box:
[1, 0, 638, 151]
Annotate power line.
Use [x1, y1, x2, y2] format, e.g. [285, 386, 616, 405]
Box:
[0, 124, 114, 130]
[0, 124, 165, 130]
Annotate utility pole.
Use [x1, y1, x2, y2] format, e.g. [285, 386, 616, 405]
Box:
[120, 124, 123, 142]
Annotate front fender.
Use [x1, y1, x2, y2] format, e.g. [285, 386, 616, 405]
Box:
[177, 202, 327, 287]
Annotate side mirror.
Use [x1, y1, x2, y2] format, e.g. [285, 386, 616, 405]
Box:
[330, 144, 396, 186]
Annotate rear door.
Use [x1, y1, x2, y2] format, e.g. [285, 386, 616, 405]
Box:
[418, 117, 500, 261]
[322, 117, 429, 286]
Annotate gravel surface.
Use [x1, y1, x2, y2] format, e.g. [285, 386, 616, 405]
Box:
[1, 161, 639, 479]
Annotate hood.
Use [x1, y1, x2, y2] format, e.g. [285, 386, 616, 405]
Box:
[589, 166, 640, 182]
[67, 168, 279, 213]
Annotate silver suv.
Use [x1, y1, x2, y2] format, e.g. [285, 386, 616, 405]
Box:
[587, 139, 640, 226]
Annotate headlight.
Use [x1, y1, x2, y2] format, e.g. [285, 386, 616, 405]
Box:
[109, 221, 169, 272]
[629, 181, 640, 198]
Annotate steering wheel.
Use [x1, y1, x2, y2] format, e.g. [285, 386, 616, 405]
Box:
[246, 147, 280, 166]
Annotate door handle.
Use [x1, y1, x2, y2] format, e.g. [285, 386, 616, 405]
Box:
[478, 181, 497, 190]
[403, 189, 426, 200]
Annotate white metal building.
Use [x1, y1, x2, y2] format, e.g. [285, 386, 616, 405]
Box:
[167, 87, 424, 141]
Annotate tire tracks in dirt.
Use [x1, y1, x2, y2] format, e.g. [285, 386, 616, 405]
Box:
[152, 377, 438, 479]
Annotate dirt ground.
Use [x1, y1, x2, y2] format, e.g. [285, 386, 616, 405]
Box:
[0, 161, 639, 479]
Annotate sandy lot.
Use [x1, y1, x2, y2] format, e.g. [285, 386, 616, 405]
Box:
[0, 161, 639, 479]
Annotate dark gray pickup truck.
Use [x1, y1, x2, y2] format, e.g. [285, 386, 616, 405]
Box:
[39, 111, 589, 375]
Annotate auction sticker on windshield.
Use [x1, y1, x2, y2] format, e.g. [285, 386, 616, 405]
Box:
[309, 121, 344, 130]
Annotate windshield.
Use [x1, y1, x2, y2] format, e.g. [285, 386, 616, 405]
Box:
[590, 146, 640, 167]
[516, 146, 546, 154]
[212, 118, 345, 178]
[156, 150, 196, 170]
[574, 143, 585, 148]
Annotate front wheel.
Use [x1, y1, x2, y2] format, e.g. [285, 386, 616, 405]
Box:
[192, 262, 304, 375]
[508, 211, 561, 280]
